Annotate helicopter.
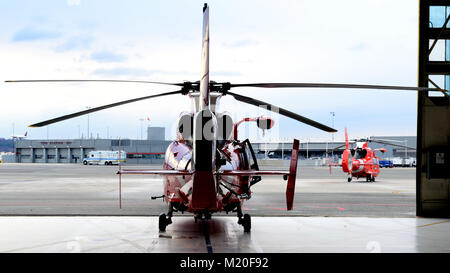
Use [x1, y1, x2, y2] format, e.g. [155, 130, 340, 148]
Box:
[6, 3, 439, 232]
[328, 128, 416, 182]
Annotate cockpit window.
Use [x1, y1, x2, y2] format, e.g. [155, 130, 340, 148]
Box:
[354, 148, 367, 159]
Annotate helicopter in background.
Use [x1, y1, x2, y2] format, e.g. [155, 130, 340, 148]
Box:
[329, 128, 416, 182]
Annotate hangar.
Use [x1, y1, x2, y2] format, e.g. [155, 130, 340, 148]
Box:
[0, 1, 448, 256]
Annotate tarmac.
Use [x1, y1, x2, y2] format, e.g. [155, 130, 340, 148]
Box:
[2, 163, 446, 253]
[0, 163, 415, 217]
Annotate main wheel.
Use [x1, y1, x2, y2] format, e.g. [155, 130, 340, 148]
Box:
[159, 213, 167, 232]
[243, 214, 251, 232]
[347, 177, 352, 182]
[83, 160, 88, 165]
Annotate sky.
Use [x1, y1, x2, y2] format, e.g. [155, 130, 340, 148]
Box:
[0, 0, 424, 142]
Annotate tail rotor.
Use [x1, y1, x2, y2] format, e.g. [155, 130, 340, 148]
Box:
[342, 128, 354, 176]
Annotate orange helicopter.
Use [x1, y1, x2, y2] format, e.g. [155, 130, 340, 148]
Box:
[329, 128, 415, 182]
[6, 3, 437, 232]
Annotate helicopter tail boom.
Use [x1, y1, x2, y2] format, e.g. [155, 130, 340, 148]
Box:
[199, 3, 210, 111]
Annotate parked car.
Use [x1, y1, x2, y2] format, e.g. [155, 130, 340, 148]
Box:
[379, 160, 393, 168]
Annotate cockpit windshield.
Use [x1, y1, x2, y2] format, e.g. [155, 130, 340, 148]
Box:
[243, 139, 259, 170]
[354, 148, 367, 159]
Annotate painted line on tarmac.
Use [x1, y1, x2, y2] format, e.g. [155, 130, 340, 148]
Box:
[417, 220, 450, 228]
[202, 220, 213, 253]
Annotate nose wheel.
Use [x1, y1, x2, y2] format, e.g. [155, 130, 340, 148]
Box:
[236, 204, 251, 232]
[242, 214, 251, 232]
[158, 203, 174, 232]
[159, 213, 173, 232]
[366, 175, 375, 182]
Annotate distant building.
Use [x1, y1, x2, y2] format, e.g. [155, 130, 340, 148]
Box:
[13, 127, 170, 164]
[10, 130, 416, 164]
[252, 136, 417, 160]
[147, 126, 165, 141]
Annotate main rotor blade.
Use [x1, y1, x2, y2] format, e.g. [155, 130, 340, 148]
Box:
[29, 90, 183, 127]
[328, 144, 347, 153]
[229, 82, 439, 92]
[368, 138, 405, 143]
[5, 79, 184, 86]
[327, 141, 358, 154]
[367, 139, 416, 150]
[227, 91, 337, 133]
[351, 138, 416, 150]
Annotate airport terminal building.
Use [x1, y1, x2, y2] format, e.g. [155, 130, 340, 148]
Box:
[10, 126, 416, 164]
[12, 127, 170, 165]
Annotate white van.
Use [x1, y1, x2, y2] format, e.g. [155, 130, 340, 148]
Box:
[83, 151, 127, 165]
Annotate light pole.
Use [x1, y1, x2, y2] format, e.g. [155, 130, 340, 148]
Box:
[306, 138, 309, 159]
[330, 112, 335, 158]
[139, 118, 144, 140]
[405, 139, 408, 159]
[86, 106, 91, 139]
[330, 112, 335, 143]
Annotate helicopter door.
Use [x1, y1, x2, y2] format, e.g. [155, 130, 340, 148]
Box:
[372, 158, 379, 172]
[242, 139, 259, 171]
[242, 139, 262, 186]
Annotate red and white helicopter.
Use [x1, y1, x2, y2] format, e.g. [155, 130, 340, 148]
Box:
[329, 128, 416, 182]
[6, 3, 437, 232]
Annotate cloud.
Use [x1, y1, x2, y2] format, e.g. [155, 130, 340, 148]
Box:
[12, 27, 61, 42]
[90, 51, 127, 63]
[92, 67, 154, 76]
[348, 43, 368, 51]
[67, 0, 81, 6]
[55, 35, 94, 52]
[211, 70, 242, 77]
[222, 39, 259, 48]
[91, 67, 198, 77]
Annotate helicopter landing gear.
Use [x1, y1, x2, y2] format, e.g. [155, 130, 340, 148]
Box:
[194, 211, 212, 223]
[236, 204, 251, 232]
[242, 214, 251, 232]
[159, 203, 174, 232]
[366, 175, 375, 182]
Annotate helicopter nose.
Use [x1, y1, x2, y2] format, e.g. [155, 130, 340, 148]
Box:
[352, 159, 360, 170]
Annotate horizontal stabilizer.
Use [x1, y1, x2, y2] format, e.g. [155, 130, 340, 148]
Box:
[117, 169, 192, 175]
[217, 170, 290, 176]
[119, 169, 292, 176]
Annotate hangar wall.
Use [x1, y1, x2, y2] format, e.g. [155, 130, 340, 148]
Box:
[417, 0, 450, 217]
